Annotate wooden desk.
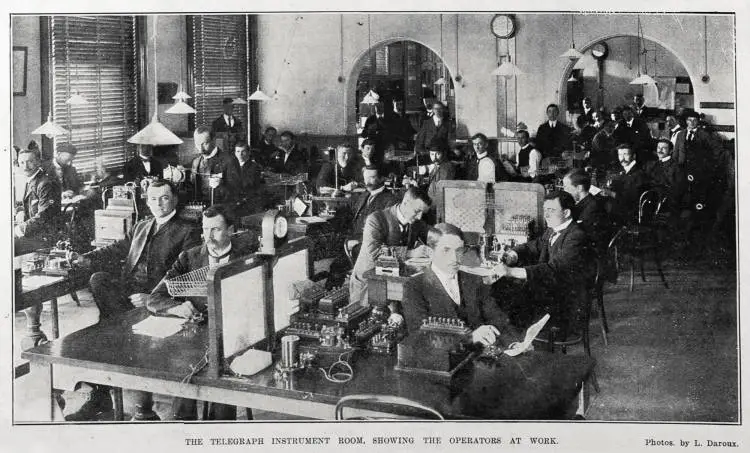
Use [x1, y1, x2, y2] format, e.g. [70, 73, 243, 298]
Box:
[22, 308, 594, 422]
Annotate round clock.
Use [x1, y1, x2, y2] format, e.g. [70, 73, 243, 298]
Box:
[259, 209, 288, 254]
[273, 215, 288, 238]
[491, 14, 516, 39]
[591, 42, 609, 60]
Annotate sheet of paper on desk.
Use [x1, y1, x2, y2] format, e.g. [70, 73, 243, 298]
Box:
[589, 185, 602, 196]
[296, 216, 327, 224]
[504, 313, 550, 357]
[292, 197, 308, 216]
[132, 316, 186, 338]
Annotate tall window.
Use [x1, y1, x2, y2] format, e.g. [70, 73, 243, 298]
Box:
[50, 16, 140, 174]
[188, 15, 248, 133]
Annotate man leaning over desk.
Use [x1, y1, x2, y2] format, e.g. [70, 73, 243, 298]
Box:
[147, 204, 258, 420]
[402, 223, 519, 347]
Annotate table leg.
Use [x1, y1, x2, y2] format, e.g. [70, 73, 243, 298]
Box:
[21, 304, 48, 350]
[50, 298, 59, 339]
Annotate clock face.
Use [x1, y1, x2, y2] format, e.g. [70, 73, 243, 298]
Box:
[274, 216, 288, 238]
[592, 42, 609, 60]
[491, 14, 516, 39]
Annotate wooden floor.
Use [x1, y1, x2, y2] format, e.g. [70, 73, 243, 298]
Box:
[13, 253, 738, 422]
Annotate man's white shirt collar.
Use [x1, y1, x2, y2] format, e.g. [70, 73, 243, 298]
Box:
[476, 151, 488, 160]
[622, 160, 636, 173]
[396, 204, 409, 226]
[431, 263, 460, 305]
[549, 120, 557, 128]
[154, 209, 176, 226]
[368, 185, 385, 197]
[660, 156, 672, 163]
[553, 218, 574, 233]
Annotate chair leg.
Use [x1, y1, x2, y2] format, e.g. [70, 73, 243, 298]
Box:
[639, 255, 647, 282]
[70, 290, 81, 307]
[590, 368, 601, 393]
[654, 250, 668, 289]
[629, 259, 635, 292]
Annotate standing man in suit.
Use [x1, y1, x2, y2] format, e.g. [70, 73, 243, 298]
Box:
[414, 101, 451, 156]
[665, 114, 684, 150]
[402, 223, 518, 346]
[148, 204, 258, 420]
[621, 105, 653, 162]
[211, 97, 244, 152]
[124, 144, 163, 182]
[350, 187, 431, 305]
[191, 125, 234, 205]
[590, 120, 617, 172]
[581, 97, 595, 124]
[385, 99, 417, 151]
[534, 103, 571, 158]
[491, 191, 593, 339]
[14, 148, 63, 254]
[361, 101, 389, 159]
[225, 141, 263, 214]
[515, 129, 543, 181]
[268, 131, 308, 175]
[65, 180, 201, 421]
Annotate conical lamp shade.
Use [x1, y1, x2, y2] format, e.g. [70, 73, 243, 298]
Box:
[172, 90, 192, 101]
[492, 60, 524, 78]
[249, 85, 272, 101]
[561, 47, 584, 60]
[65, 93, 89, 105]
[232, 97, 248, 105]
[361, 90, 380, 105]
[165, 100, 197, 114]
[32, 113, 69, 138]
[127, 113, 183, 145]
[567, 74, 578, 82]
[434, 77, 446, 86]
[629, 74, 657, 86]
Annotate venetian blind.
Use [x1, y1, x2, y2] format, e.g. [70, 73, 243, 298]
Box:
[51, 16, 139, 174]
[190, 15, 248, 132]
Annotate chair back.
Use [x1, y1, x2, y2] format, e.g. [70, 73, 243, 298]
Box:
[638, 190, 660, 224]
[334, 394, 444, 420]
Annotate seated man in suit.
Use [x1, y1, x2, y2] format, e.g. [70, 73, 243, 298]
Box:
[315, 143, 363, 192]
[211, 97, 244, 151]
[491, 191, 593, 339]
[66, 180, 201, 421]
[645, 139, 688, 215]
[403, 223, 519, 346]
[563, 169, 609, 253]
[349, 186, 431, 305]
[225, 141, 263, 215]
[46, 142, 84, 199]
[124, 144, 163, 182]
[14, 148, 63, 255]
[403, 140, 456, 224]
[534, 103, 572, 158]
[191, 125, 234, 205]
[256, 126, 278, 167]
[601, 143, 651, 225]
[268, 130, 308, 175]
[326, 165, 398, 289]
[467, 133, 510, 183]
[148, 204, 258, 420]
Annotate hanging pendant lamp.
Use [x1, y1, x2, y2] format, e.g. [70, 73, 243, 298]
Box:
[434, 14, 446, 85]
[561, 14, 584, 60]
[166, 54, 196, 113]
[629, 16, 656, 86]
[128, 15, 182, 145]
[34, 23, 68, 138]
[360, 15, 380, 104]
[249, 85, 272, 101]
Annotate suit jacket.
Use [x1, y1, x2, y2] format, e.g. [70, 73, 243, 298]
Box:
[45, 160, 83, 194]
[574, 194, 609, 252]
[384, 113, 416, 150]
[671, 127, 687, 165]
[623, 118, 654, 160]
[403, 267, 517, 340]
[590, 129, 616, 170]
[225, 158, 263, 201]
[147, 234, 259, 314]
[268, 146, 308, 175]
[211, 115, 245, 151]
[315, 160, 364, 190]
[84, 214, 201, 290]
[20, 170, 62, 239]
[123, 157, 163, 182]
[644, 158, 688, 212]
[191, 149, 234, 204]
[349, 188, 398, 241]
[426, 160, 457, 202]
[350, 205, 428, 302]
[414, 119, 452, 154]
[256, 139, 278, 167]
[679, 128, 722, 175]
[513, 222, 593, 334]
[361, 114, 389, 149]
[611, 163, 651, 224]
[534, 121, 572, 158]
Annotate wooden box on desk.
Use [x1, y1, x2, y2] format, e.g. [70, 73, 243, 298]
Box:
[92, 209, 134, 246]
[364, 266, 424, 308]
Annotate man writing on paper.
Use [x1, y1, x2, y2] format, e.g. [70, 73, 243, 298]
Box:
[490, 191, 593, 340]
[147, 204, 258, 420]
[402, 223, 518, 346]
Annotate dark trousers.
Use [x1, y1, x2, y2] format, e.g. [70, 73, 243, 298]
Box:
[173, 398, 240, 421]
[88, 271, 155, 417]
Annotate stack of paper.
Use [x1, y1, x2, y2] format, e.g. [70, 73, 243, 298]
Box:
[504, 313, 550, 357]
[132, 316, 186, 338]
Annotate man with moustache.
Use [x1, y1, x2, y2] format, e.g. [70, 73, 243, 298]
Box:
[190, 125, 234, 204]
[65, 180, 201, 421]
[124, 144, 163, 182]
[602, 143, 651, 225]
[645, 139, 688, 216]
[414, 101, 451, 156]
[148, 204, 258, 420]
[268, 130, 308, 175]
[315, 143, 363, 191]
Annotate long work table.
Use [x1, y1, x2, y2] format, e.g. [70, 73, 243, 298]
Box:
[22, 307, 594, 422]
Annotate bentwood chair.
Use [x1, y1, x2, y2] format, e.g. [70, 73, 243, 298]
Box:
[334, 394, 444, 420]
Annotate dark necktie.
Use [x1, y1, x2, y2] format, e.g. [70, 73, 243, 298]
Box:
[688, 130, 695, 142]
[400, 223, 410, 246]
[209, 249, 232, 266]
[549, 229, 560, 247]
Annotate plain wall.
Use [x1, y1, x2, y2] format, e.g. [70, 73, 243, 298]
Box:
[11, 16, 42, 149]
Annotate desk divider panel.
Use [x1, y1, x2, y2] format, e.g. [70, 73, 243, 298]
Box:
[492, 182, 546, 237]
[207, 238, 312, 378]
[435, 180, 492, 240]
